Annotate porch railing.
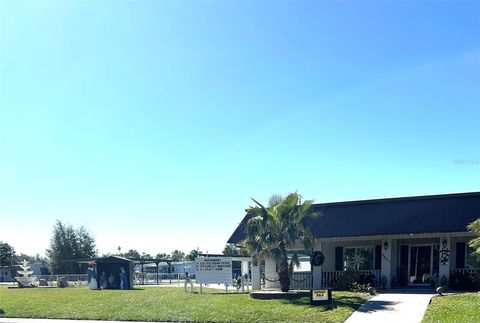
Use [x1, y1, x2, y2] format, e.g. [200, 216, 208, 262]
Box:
[322, 270, 381, 288]
[290, 270, 381, 290]
[450, 268, 480, 275]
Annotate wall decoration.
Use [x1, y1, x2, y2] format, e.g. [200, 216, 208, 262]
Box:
[440, 239, 450, 266]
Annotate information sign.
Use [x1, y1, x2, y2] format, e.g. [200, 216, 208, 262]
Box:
[195, 257, 233, 285]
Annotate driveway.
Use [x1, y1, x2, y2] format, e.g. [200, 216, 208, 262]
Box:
[346, 293, 434, 323]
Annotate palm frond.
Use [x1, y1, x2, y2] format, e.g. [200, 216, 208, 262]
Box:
[468, 218, 480, 254]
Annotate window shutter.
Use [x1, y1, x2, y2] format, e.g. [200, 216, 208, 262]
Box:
[375, 245, 382, 270]
[335, 247, 343, 271]
[456, 242, 466, 269]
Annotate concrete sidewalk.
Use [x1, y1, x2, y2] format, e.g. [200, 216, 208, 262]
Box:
[346, 293, 434, 323]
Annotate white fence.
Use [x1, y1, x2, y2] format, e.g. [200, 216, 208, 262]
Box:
[267, 270, 382, 290]
[25, 273, 197, 287]
[134, 273, 195, 285]
[36, 274, 88, 287]
[290, 272, 311, 290]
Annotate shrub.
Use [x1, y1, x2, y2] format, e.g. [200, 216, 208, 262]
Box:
[328, 269, 377, 292]
[448, 272, 480, 291]
[358, 273, 376, 286]
[440, 275, 448, 287]
[380, 275, 388, 289]
[329, 269, 360, 290]
[351, 282, 374, 294]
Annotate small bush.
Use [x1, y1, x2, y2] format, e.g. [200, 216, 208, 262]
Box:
[380, 275, 388, 289]
[449, 272, 480, 291]
[329, 269, 377, 292]
[440, 275, 448, 287]
[329, 269, 360, 291]
[351, 282, 373, 294]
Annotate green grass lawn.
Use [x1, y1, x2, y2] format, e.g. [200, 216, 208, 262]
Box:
[0, 286, 368, 322]
[422, 293, 480, 323]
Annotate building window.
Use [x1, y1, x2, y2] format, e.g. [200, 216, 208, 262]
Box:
[344, 247, 374, 270]
[466, 245, 480, 269]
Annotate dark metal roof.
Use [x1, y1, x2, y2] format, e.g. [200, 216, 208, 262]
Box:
[77, 256, 132, 264]
[227, 192, 480, 244]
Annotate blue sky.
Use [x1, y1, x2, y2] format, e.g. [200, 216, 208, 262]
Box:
[1, 1, 479, 257]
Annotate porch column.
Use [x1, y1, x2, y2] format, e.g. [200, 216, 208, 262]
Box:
[250, 256, 261, 290]
[264, 256, 279, 288]
[381, 239, 392, 289]
[439, 236, 451, 286]
[241, 260, 249, 276]
[312, 240, 323, 289]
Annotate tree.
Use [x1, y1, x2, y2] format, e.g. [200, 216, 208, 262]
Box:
[222, 244, 248, 257]
[155, 253, 170, 261]
[468, 218, 480, 254]
[16, 253, 35, 263]
[170, 250, 185, 262]
[77, 227, 97, 259]
[123, 249, 141, 259]
[185, 248, 202, 261]
[46, 221, 97, 274]
[0, 242, 16, 267]
[243, 192, 318, 292]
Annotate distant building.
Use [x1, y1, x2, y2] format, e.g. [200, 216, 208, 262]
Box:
[0, 266, 15, 282]
[138, 261, 196, 274]
[0, 263, 49, 282]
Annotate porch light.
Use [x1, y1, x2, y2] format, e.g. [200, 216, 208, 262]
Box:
[383, 241, 389, 250]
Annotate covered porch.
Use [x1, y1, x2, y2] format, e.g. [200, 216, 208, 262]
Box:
[252, 232, 479, 290]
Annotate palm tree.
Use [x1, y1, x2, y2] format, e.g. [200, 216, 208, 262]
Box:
[243, 192, 318, 292]
[170, 250, 185, 262]
[468, 218, 480, 254]
[185, 248, 202, 261]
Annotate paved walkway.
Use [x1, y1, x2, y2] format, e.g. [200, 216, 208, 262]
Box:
[346, 293, 434, 323]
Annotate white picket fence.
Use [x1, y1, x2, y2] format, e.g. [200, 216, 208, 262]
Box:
[134, 272, 195, 285]
[290, 272, 312, 290]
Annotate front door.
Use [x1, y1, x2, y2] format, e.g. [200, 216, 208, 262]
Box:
[409, 246, 432, 284]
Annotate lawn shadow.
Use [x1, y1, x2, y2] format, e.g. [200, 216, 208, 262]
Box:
[190, 291, 249, 295]
[354, 300, 399, 313]
[92, 288, 145, 291]
[277, 294, 368, 312]
[274, 296, 367, 311]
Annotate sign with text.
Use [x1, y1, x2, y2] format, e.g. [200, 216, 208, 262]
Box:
[312, 289, 328, 301]
[195, 257, 233, 285]
[310, 289, 332, 305]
